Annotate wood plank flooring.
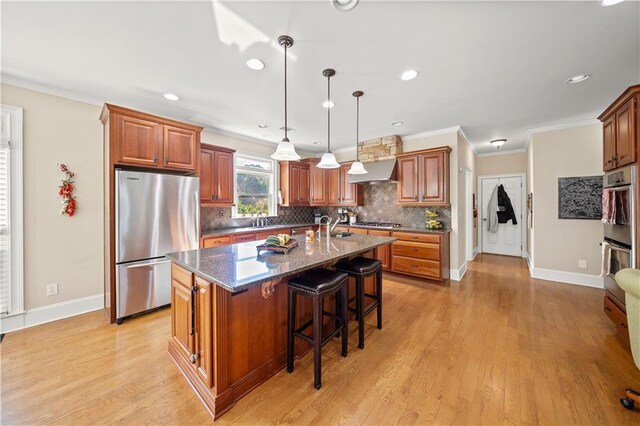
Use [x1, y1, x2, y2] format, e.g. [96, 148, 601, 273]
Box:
[2, 254, 640, 425]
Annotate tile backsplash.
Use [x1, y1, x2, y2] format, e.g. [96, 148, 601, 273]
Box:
[201, 182, 450, 231]
[201, 206, 315, 231]
[319, 182, 451, 229]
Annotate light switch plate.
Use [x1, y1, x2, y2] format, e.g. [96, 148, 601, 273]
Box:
[578, 259, 588, 269]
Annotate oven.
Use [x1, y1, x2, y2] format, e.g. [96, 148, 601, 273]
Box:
[602, 165, 636, 307]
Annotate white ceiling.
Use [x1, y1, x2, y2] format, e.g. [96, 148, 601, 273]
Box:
[2, 1, 639, 154]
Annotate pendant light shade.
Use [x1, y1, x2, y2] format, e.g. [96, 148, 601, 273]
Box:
[317, 68, 340, 169]
[348, 90, 368, 175]
[271, 35, 301, 161]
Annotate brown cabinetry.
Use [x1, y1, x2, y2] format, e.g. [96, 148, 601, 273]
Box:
[231, 233, 257, 244]
[105, 104, 201, 172]
[603, 295, 630, 343]
[170, 264, 195, 365]
[302, 159, 363, 206]
[599, 86, 639, 171]
[396, 146, 451, 206]
[368, 229, 391, 270]
[303, 159, 328, 205]
[200, 145, 235, 206]
[390, 231, 450, 283]
[279, 161, 310, 206]
[194, 277, 214, 388]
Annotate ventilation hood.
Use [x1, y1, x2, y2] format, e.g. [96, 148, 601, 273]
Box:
[347, 159, 397, 184]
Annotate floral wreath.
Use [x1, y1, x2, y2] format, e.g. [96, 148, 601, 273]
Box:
[58, 164, 76, 217]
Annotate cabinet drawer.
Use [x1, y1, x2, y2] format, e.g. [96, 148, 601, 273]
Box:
[392, 232, 441, 244]
[392, 256, 440, 279]
[231, 233, 257, 244]
[291, 226, 312, 235]
[349, 227, 368, 235]
[604, 295, 629, 339]
[171, 263, 193, 289]
[392, 241, 440, 261]
[202, 236, 231, 248]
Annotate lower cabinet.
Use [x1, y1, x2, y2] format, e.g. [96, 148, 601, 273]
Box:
[194, 276, 214, 388]
[170, 264, 195, 368]
[231, 233, 257, 244]
[390, 231, 450, 283]
[202, 236, 231, 248]
[368, 229, 391, 270]
[604, 294, 630, 342]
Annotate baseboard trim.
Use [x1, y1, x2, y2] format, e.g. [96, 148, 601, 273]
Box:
[0, 294, 103, 334]
[529, 267, 603, 289]
[472, 247, 479, 260]
[451, 261, 468, 282]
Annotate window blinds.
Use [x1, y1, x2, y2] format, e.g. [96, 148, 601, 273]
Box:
[0, 130, 10, 316]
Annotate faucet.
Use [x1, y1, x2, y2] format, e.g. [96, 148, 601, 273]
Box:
[319, 215, 332, 239]
[331, 219, 340, 232]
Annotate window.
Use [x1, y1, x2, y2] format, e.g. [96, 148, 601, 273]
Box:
[232, 153, 277, 217]
[0, 105, 23, 318]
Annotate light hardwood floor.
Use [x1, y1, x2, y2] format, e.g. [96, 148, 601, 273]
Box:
[2, 254, 640, 425]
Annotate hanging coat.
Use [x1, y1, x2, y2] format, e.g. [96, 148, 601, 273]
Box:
[486, 185, 499, 233]
[497, 184, 518, 224]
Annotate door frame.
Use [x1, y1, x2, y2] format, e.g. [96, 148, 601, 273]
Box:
[465, 169, 474, 262]
[477, 173, 526, 258]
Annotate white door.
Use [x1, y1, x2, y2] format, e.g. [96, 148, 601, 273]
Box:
[481, 176, 522, 257]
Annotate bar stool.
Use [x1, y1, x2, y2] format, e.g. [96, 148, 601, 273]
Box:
[287, 268, 349, 390]
[335, 257, 383, 349]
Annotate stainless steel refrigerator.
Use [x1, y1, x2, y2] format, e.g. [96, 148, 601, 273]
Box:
[115, 170, 199, 324]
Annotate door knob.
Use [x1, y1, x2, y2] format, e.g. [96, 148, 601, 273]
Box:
[482, 218, 487, 222]
[189, 353, 198, 363]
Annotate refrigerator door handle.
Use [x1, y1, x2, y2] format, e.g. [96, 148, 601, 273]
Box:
[125, 259, 172, 269]
[194, 190, 200, 247]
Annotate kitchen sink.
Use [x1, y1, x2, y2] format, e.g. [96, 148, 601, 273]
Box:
[331, 232, 354, 238]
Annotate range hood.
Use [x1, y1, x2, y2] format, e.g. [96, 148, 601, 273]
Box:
[347, 158, 397, 184]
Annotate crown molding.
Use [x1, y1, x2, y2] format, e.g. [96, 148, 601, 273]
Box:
[2, 73, 104, 107]
[402, 125, 461, 141]
[456, 126, 478, 155]
[526, 118, 601, 138]
[476, 148, 527, 158]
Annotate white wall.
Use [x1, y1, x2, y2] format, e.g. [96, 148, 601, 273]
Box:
[529, 123, 603, 281]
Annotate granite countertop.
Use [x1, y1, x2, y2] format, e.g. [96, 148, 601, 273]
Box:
[201, 223, 317, 238]
[166, 234, 396, 293]
[341, 224, 452, 234]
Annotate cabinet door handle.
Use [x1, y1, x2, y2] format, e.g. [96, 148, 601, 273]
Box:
[164, 156, 169, 165]
[153, 157, 158, 163]
[190, 286, 198, 336]
[189, 353, 198, 363]
[605, 306, 612, 312]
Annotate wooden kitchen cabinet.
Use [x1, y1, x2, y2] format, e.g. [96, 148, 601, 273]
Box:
[396, 146, 451, 206]
[231, 233, 257, 244]
[279, 161, 310, 206]
[170, 264, 195, 365]
[194, 276, 214, 388]
[303, 158, 328, 205]
[200, 145, 235, 206]
[599, 86, 639, 172]
[390, 231, 450, 283]
[105, 104, 202, 172]
[339, 163, 361, 205]
[201, 236, 231, 248]
[368, 229, 391, 270]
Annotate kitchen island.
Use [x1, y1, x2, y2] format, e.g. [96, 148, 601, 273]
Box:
[165, 234, 395, 419]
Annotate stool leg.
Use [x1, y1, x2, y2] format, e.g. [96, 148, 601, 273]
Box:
[334, 291, 341, 338]
[340, 282, 348, 357]
[356, 276, 365, 349]
[376, 267, 383, 330]
[287, 288, 296, 373]
[313, 295, 322, 390]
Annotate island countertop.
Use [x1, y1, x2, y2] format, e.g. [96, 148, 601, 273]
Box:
[166, 234, 396, 293]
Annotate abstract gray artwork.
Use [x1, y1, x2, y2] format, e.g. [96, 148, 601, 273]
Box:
[558, 176, 602, 220]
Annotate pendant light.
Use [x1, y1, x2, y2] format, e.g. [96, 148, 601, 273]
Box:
[347, 91, 367, 175]
[271, 35, 301, 161]
[317, 68, 341, 169]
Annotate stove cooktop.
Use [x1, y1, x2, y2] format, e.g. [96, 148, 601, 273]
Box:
[350, 222, 402, 229]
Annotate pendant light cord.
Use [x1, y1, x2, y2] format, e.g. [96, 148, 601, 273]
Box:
[327, 73, 331, 153]
[284, 43, 288, 141]
[356, 96, 359, 161]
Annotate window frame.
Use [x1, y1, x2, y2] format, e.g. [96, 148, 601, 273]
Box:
[0, 104, 24, 318]
[231, 152, 278, 218]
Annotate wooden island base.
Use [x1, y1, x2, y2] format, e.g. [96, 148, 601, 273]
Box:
[168, 260, 379, 419]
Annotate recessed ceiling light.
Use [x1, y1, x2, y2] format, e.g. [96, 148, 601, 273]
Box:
[331, 0, 359, 12]
[391, 121, 403, 127]
[400, 70, 419, 81]
[258, 124, 268, 128]
[565, 74, 591, 84]
[163, 93, 180, 101]
[323, 101, 335, 109]
[601, 0, 625, 7]
[313, 141, 321, 145]
[246, 58, 265, 71]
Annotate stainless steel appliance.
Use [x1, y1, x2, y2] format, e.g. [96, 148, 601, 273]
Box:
[602, 165, 636, 307]
[115, 170, 199, 324]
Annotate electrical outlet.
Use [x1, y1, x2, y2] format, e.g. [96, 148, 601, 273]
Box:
[578, 259, 588, 269]
[218, 210, 224, 218]
[47, 283, 59, 296]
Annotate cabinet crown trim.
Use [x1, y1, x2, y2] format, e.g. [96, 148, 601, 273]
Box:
[100, 103, 204, 132]
[598, 85, 640, 121]
[201, 144, 236, 154]
[395, 145, 452, 158]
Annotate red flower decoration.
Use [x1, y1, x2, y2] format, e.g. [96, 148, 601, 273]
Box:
[58, 164, 76, 217]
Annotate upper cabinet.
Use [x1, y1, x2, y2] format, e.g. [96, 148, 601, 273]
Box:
[339, 162, 363, 206]
[303, 158, 328, 205]
[102, 104, 202, 173]
[279, 161, 310, 206]
[598, 85, 639, 172]
[200, 145, 235, 206]
[396, 146, 451, 206]
[302, 159, 363, 206]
